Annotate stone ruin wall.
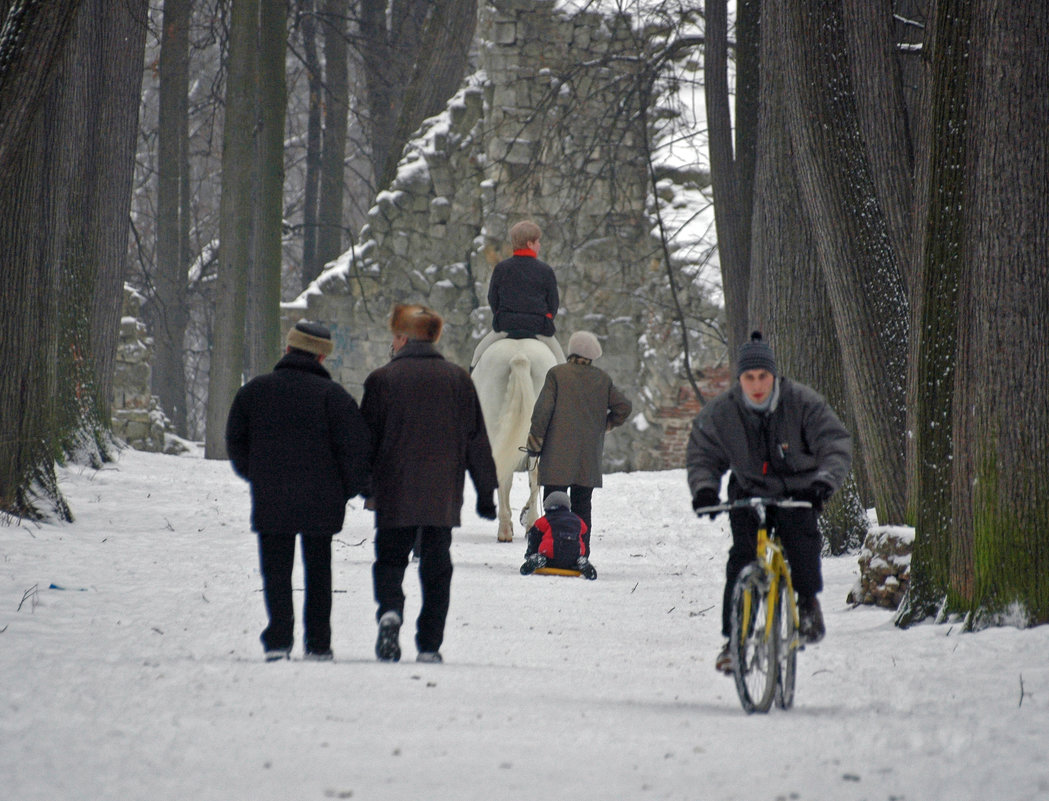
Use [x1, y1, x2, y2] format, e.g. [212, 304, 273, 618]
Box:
[284, 0, 701, 472]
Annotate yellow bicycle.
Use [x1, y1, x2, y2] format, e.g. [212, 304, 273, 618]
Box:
[696, 497, 812, 713]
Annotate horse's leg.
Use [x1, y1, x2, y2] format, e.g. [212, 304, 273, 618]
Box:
[522, 460, 541, 530]
[497, 472, 514, 542]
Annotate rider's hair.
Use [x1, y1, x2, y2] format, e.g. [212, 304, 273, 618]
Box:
[510, 220, 542, 250]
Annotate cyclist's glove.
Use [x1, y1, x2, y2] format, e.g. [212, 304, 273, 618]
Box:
[692, 488, 720, 519]
[795, 481, 833, 512]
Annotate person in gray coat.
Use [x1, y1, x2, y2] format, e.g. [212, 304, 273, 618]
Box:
[527, 330, 632, 538]
[686, 331, 852, 673]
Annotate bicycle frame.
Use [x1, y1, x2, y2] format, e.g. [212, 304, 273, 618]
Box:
[696, 496, 812, 712]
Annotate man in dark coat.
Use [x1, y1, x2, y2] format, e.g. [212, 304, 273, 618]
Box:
[527, 330, 632, 537]
[226, 321, 371, 662]
[361, 303, 498, 664]
[470, 220, 566, 367]
[686, 331, 852, 673]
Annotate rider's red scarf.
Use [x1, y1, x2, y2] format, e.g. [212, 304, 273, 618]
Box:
[513, 248, 537, 258]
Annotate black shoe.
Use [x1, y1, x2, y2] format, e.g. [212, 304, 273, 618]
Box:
[376, 610, 402, 662]
[264, 647, 291, 662]
[798, 596, 825, 644]
[577, 557, 597, 580]
[520, 553, 547, 575]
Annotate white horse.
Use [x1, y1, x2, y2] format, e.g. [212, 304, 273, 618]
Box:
[472, 337, 560, 542]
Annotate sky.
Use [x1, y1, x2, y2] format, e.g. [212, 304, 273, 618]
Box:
[2, 446, 1047, 801]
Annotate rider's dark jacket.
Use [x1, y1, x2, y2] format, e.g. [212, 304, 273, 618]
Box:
[685, 378, 852, 501]
[487, 251, 559, 337]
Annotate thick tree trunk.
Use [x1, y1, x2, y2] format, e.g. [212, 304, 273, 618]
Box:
[155, 0, 192, 436]
[247, 0, 288, 377]
[781, 0, 909, 524]
[952, 0, 1049, 626]
[205, 0, 258, 459]
[897, 2, 968, 625]
[752, 0, 868, 553]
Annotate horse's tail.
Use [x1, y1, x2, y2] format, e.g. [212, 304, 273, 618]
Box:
[492, 352, 537, 473]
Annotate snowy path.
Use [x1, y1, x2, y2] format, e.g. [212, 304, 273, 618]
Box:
[1, 447, 1046, 800]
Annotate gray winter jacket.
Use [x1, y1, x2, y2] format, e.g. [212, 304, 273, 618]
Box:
[686, 378, 852, 500]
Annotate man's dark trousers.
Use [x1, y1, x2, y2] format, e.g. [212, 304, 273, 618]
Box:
[373, 526, 453, 653]
[257, 531, 333, 653]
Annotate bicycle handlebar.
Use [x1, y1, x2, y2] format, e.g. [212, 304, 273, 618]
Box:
[694, 496, 812, 518]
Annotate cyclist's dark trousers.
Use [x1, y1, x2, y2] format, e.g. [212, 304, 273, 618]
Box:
[373, 526, 453, 654]
[258, 531, 333, 653]
[543, 484, 594, 543]
[721, 507, 823, 637]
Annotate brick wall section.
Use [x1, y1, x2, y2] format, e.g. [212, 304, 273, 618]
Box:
[654, 367, 732, 470]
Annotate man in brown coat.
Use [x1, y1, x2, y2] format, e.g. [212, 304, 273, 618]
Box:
[361, 304, 498, 664]
[527, 330, 632, 538]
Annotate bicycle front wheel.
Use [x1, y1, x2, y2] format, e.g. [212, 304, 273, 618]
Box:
[729, 564, 778, 713]
[775, 579, 798, 710]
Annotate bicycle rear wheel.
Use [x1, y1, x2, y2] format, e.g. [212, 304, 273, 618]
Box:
[729, 564, 778, 713]
[775, 580, 797, 710]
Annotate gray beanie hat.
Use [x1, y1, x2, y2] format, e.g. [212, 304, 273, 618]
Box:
[543, 491, 571, 511]
[567, 331, 602, 361]
[736, 331, 777, 377]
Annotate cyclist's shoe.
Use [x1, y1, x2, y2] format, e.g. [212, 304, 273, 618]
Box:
[577, 557, 598, 580]
[520, 553, 547, 575]
[376, 610, 402, 662]
[798, 595, 826, 644]
[715, 641, 734, 675]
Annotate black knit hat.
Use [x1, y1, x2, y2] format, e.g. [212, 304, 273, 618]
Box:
[736, 331, 777, 377]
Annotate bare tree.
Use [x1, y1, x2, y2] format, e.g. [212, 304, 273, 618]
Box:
[154, 0, 192, 436]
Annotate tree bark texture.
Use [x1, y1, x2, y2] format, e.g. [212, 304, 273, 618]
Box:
[751, 0, 868, 552]
[781, 0, 909, 524]
[155, 0, 192, 435]
[0, 0, 145, 516]
[0, 1, 82, 175]
[316, 0, 349, 269]
[205, 0, 258, 459]
[297, 0, 324, 288]
[704, 0, 753, 360]
[897, 1, 968, 625]
[953, 0, 1049, 625]
[247, 0, 288, 377]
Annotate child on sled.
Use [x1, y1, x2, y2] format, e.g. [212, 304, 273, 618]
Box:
[520, 491, 597, 580]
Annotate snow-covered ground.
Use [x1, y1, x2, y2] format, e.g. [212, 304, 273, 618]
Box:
[2, 447, 1046, 801]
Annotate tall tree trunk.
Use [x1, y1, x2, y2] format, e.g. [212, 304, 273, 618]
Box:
[205, 0, 258, 459]
[0, 1, 80, 516]
[897, 1, 968, 625]
[316, 0, 349, 268]
[781, 0, 909, 524]
[704, 0, 757, 359]
[751, 0, 868, 553]
[155, 0, 192, 436]
[247, 0, 287, 377]
[0, 0, 145, 517]
[952, 0, 1049, 626]
[298, 0, 324, 288]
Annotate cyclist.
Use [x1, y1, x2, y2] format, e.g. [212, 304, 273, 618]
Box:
[686, 331, 852, 674]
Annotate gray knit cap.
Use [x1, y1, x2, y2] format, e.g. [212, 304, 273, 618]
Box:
[543, 491, 571, 511]
[736, 331, 777, 377]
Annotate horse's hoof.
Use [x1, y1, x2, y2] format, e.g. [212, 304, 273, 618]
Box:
[498, 532, 513, 543]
